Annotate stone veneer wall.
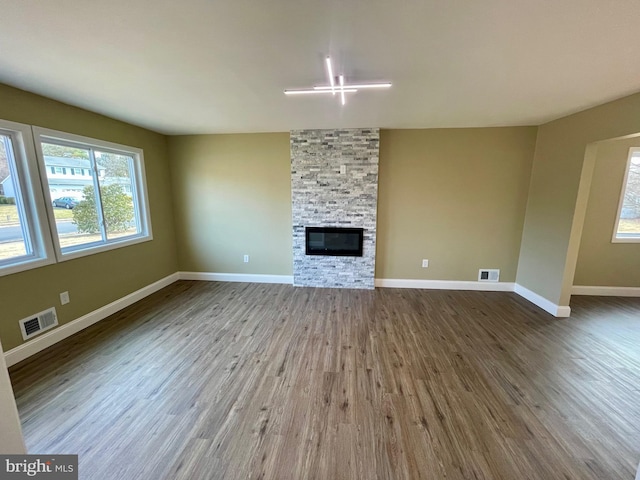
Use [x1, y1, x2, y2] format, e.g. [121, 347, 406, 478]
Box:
[291, 128, 379, 289]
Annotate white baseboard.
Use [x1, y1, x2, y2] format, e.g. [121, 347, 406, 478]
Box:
[376, 278, 569, 317]
[572, 285, 640, 297]
[375, 278, 515, 292]
[514, 283, 571, 317]
[4, 273, 180, 367]
[179, 271, 294, 284]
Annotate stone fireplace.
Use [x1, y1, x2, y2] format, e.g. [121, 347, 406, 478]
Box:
[290, 128, 380, 289]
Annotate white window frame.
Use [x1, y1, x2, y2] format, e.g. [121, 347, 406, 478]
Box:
[612, 147, 640, 243]
[0, 120, 55, 277]
[33, 127, 153, 262]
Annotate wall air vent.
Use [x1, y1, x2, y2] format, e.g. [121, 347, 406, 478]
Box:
[478, 269, 500, 282]
[19, 307, 58, 341]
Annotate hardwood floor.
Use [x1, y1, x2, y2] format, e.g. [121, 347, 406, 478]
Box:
[8, 281, 640, 479]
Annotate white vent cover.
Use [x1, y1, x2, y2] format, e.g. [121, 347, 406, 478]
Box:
[478, 269, 500, 282]
[19, 307, 58, 341]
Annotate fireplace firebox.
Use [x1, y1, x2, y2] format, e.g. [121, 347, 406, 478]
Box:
[305, 227, 364, 257]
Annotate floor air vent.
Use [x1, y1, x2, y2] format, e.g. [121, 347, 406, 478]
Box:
[478, 269, 500, 282]
[19, 307, 58, 341]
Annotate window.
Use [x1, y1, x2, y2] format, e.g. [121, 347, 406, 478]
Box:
[613, 148, 640, 242]
[0, 120, 54, 276]
[0, 120, 152, 276]
[34, 127, 152, 261]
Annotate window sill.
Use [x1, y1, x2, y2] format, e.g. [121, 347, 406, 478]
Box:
[55, 233, 154, 262]
[612, 236, 640, 244]
[0, 256, 56, 278]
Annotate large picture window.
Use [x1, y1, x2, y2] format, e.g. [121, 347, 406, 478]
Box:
[0, 120, 152, 276]
[613, 148, 640, 243]
[33, 128, 152, 261]
[0, 120, 54, 276]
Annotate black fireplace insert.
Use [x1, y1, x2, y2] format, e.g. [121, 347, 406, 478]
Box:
[305, 227, 364, 256]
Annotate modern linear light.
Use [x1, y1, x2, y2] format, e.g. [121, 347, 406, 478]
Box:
[284, 56, 391, 106]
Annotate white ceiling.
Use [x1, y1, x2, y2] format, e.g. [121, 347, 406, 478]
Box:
[2, 0, 640, 135]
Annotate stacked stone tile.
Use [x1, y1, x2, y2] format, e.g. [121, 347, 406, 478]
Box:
[291, 128, 379, 289]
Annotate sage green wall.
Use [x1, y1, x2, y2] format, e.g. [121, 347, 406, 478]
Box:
[168, 134, 293, 275]
[0, 84, 178, 351]
[573, 138, 640, 287]
[517, 92, 640, 306]
[168, 129, 537, 283]
[376, 128, 537, 281]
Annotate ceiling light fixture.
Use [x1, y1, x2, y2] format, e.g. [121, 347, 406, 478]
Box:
[284, 56, 391, 106]
[313, 83, 392, 90]
[326, 56, 336, 95]
[284, 88, 358, 95]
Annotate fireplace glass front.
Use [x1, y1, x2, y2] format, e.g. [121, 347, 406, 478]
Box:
[305, 227, 364, 256]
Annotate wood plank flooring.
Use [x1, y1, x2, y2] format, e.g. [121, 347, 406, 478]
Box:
[8, 281, 640, 479]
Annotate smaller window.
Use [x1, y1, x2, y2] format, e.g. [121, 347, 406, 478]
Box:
[0, 120, 54, 276]
[613, 148, 640, 242]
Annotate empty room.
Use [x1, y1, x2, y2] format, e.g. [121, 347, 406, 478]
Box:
[0, 1, 639, 479]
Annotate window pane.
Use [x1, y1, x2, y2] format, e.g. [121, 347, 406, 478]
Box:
[95, 151, 139, 240]
[41, 142, 104, 250]
[36, 128, 151, 261]
[616, 153, 640, 239]
[0, 134, 30, 260]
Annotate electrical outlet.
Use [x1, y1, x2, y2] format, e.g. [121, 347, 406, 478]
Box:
[422, 259, 429, 268]
[60, 291, 70, 305]
[243, 254, 249, 263]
